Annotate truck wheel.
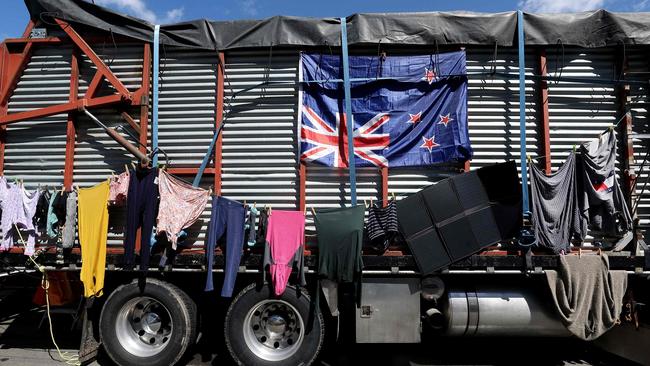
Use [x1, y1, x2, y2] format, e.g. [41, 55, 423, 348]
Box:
[99, 278, 197, 366]
[225, 283, 324, 366]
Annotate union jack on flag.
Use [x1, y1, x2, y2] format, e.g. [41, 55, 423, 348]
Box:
[300, 106, 390, 167]
[299, 51, 472, 168]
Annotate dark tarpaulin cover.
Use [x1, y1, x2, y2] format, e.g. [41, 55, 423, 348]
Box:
[524, 10, 650, 47]
[24, 0, 650, 50]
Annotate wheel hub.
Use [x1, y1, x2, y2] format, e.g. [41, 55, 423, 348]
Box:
[115, 297, 173, 357]
[242, 299, 305, 362]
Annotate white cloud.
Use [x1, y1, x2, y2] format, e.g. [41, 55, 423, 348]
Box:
[518, 0, 605, 12]
[95, 0, 184, 24]
[241, 0, 259, 16]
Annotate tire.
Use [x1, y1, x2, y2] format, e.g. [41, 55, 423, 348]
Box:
[99, 278, 198, 366]
[225, 283, 324, 366]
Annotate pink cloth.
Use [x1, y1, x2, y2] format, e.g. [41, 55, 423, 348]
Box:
[266, 210, 305, 296]
[108, 171, 129, 206]
[156, 170, 209, 249]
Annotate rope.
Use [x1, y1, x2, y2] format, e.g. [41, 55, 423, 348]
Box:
[13, 224, 80, 366]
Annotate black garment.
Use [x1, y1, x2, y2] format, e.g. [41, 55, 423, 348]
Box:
[256, 208, 269, 246]
[578, 130, 633, 238]
[124, 167, 158, 271]
[53, 191, 68, 224]
[364, 201, 398, 253]
[34, 189, 51, 232]
[530, 152, 586, 253]
[314, 205, 365, 314]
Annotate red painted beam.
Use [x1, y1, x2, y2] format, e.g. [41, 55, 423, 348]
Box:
[4, 37, 63, 44]
[139, 44, 151, 155]
[54, 18, 131, 100]
[381, 166, 388, 207]
[214, 53, 225, 194]
[167, 167, 215, 175]
[63, 51, 79, 191]
[536, 49, 551, 175]
[0, 94, 125, 125]
[299, 162, 306, 212]
[84, 71, 104, 99]
[120, 111, 140, 133]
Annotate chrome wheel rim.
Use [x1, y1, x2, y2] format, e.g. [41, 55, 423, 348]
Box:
[242, 299, 305, 361]
[115, 296, 173, 357]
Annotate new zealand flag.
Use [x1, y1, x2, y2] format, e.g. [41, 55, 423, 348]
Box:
[299, 51, 472, 168]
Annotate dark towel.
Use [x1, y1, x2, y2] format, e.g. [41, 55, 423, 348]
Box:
[545, 254, 627, 341]
[530, 152, 586, 253]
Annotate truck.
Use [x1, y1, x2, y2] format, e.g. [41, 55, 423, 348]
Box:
[0, 1, 649, 365]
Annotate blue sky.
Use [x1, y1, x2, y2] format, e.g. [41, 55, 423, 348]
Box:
[1, 0, 648, 39]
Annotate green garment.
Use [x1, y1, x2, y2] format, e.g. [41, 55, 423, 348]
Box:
[46, 191, 59, 239]
[315, 205, 365, 281]
[314, 205, 365, 315]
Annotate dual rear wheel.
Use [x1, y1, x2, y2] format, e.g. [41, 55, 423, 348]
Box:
[99, 279, 323, 366]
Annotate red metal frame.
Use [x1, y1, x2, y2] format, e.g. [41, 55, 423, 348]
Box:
[0, 21, 35, 174]
[54, 19, 131, 99]
[0, 19, 152, 126]
[616, 50, 634, 207]
[536, 49, 552, 175]
[214, 53, 225, 194]
[63, 50, 79, 190]
[139, 44, 151, 154]
[381, 166, 388, 207]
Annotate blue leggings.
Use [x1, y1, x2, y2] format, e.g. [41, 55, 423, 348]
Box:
[204, 196, 245, 297]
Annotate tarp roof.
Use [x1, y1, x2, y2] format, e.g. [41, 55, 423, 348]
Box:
[24, 0, 650, 50]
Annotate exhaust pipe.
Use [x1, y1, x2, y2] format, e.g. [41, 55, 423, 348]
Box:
[82, 108, 151, 166]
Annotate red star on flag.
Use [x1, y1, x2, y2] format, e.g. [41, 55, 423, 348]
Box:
[420, 135, 439, 153]
[423, 68, 436, 84]
[407, 111, 422, 124]
[438, 113, 453, 127]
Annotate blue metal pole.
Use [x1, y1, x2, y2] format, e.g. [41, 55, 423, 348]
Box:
[517, 10, 529, 214]
[152, 25, 160, 167]
[340, 17, 357, 206]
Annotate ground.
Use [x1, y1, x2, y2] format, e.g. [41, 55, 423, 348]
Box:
[0, 277, 642, 366]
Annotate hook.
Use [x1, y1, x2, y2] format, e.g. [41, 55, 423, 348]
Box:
[311, 207, 317, 216]
[391, 192, 396, 201]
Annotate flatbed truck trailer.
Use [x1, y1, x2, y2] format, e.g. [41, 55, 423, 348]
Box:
[0, 2, 650, 366]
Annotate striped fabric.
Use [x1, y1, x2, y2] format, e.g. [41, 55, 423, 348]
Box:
[365, 201, 399, 253]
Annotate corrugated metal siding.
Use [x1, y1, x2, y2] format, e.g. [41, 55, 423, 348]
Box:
[157, 48, 217, 166]
[74, 44, 144, 247]
[546, 48, 619, 169]
[4, 46, 71, 188]
[545, 47, 621, 246]
[221, 50, 299, 209]
[628, 47, 650, 227]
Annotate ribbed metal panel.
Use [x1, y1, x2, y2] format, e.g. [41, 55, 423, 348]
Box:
[4, 46, 71, 188]
[628, 47, 650, 227]
[546, 48, 619, 169]
[546, 47, 620, 246]
[157, 48, 217, 166]
[221, 50, 299, 210]
[74, 44, 144, 247]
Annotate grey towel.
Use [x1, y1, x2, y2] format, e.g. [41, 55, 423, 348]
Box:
[61, 191, 77, 249]
[546, 254, 627, 341]
[530, 152, 586, 253]
[578, 130, 632, 238]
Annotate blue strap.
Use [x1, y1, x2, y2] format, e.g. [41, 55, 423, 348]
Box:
[152, 25, 160, 166]
[340, 17, 357, 206]
[517, 10, 529, 215]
